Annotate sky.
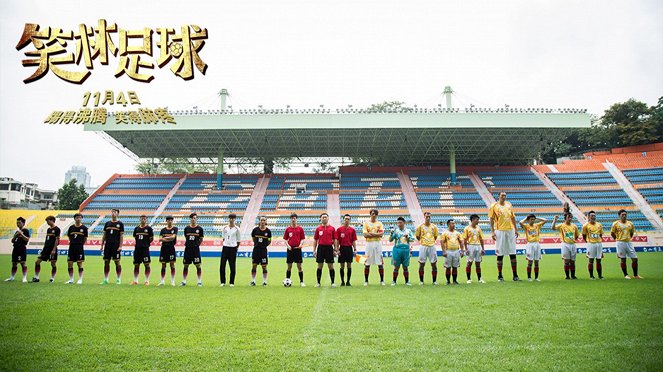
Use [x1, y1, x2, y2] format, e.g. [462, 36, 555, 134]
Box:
[1, 0, 661, 191]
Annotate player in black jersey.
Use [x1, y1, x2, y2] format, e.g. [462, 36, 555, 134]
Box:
[131, 215, 154, 285]
[100, 209, 124, 285]
[66, 213, 88, 284]
[158, 216, 178, 286]
[181, 213, 204, 286]
[250, 216, 272, 286]
[31, 216, 60, 283]
[5, 217, 30, 282]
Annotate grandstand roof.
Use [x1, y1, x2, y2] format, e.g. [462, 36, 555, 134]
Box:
[86, 110, 591, 165]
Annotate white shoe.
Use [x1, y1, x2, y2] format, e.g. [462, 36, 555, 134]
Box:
[220, 283, 225, 287]
[65, 280, 73, 284]
[158, 281, 164, 286]
[419, 282, 424, 286]
[405, 282, 412, 286]
[391, 282, 396, 286]
[380, 281, 386, 286]
[624, 275, 632, 279]
[229, 284, 234, 287]
[22, 278, 28, 283]
[535, 278, 540, 282]
[4, 278, 14, 282]
[171, 282, 176, 286]
[315, 283, 321, 288]
[49, 278, 55, 283]
[363, 282, 368, 286]
[479, 279, 485, 283]
[467, 280, 472, 284]
[433, 281, 439, 286]
[300, 282, 305, 287]
[528, 278, 533, 282]
[331, 283, 336, 288]
[76, 279, 83, 285]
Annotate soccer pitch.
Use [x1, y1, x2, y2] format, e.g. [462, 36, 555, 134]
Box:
[1, 253, 662, 371]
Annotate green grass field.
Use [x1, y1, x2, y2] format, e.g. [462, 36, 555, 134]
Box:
[0, 253, 662, 371]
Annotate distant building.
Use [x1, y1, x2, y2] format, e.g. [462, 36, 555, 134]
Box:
[65, 166, 91, 188]
[0, 177, 56, 210]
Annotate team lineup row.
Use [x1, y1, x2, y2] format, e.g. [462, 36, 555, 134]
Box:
[6, 193, 643, 287]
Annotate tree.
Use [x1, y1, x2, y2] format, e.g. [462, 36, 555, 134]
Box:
[367, 101, 413, 113]
[56, 179, 89, 210]
[599, 98, 661, 147]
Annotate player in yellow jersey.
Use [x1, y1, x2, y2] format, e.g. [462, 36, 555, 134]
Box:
[441, 219, 464, 285]
[463, 214, 485, 284]
[519, 214, 548, 282]
[610, 209, 642, 279]
[489, 192, 520, 282]
[362, 209, 385, 286]
[415, 212, 439, 285]
[582, 211, 604, 280]
[552, 213, 580, 280]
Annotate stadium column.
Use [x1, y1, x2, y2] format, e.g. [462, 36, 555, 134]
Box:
[217, 148, 224, 190]
[449, 145, 457, 185]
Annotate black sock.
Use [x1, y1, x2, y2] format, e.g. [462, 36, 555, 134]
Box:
[378, 265, 384, 282]
[330, 269, 335, 284]
[298, 271, 304, 282]
[316, 268, 322, 284]
[340, 268, 345, 283]
[347, 268, 352, 283]
[286, 270, 291, 279]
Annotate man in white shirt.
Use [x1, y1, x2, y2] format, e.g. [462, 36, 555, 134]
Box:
[220, 213, 242, 287]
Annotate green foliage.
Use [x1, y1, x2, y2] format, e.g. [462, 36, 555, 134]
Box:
[1, 254, 662, 370]
[56, 179, 88, 210]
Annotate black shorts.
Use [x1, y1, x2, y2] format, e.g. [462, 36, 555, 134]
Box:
[222, 246, 238, 260]
[68, 245, 85, 262]
[11, 247, 27, 263]
[103, 244, 121, 261]
[286, 248, 303, 264]
[39, 247, 57, 262]
[252, 247, 268, 265]
[316, 245, 334, 264]
[159, 246, 177, 263]
[183, 246, 201, 265]
[133, 247, 151, 265]
[338, 246, 355, 263]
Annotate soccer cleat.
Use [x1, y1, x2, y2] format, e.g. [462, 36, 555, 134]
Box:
[315, 283, 321, 288]
[478, 279, 485, 284]
[466, 280, 472, 284]
[534, 278, 540, 282]
[380, 281, 386, 286]
[589, 277, 596, 280]
[340, 282, 345, 287]
[331, 283, 336, 288]
[363, 282, 368, 286]
[528, 278, 533, 282]
[31, 277, 40, 283]
[100, 279, 108, 285]
[513, 276, 520, 282]
[130, 281, 138, 285]
[453, 281, 459, 285]
[419, 282, 424, 286]
[220, 283, 225, 287]
[76, 279, 83, 285]
[445, 281, 451, 285]
[598, 276, 604, 280]
[405, 282, 412, 286]
[22, 278, 28, 283]
[391, 282, 396, 286]
[299, 282, 305, 287]
[158, 281, 164, 286]
[65, 280, 74, 284]
[229, 284, 234, 287]
[197, 282, 202, 287]
[262, 282, 267, 287]
[180, 282, 187, 286]
[634, 275, 644, 279]
[345, 283, 350, 287]
[571, 276, 578, 280]
[250, 281, 256, 286]
[624, 275, 631, 279]
[144, 281, 149, 286]
[171, 281, 176, 286]
[433, 281, 439, 285]
[116, 279, 121, 285]
[497, 276, 504, 282]
[49, 278, 54, 283]
[4, 278, 14, 282]
[565, 277, 570, 280]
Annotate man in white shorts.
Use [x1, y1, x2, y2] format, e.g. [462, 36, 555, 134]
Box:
[519, 214, 548, 282]
[552, 214, 580, 280]
[489, 192, 520, 282]
[363, 209, 385, 286]
[611, 209, 642, 279]
[463, 214, 485, 284]
[415, 212, 439, 285]
[582, 210, 604, 280]
[441, 219, 464, 285]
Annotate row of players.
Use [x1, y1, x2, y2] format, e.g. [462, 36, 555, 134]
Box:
[6, 192, 642, 286]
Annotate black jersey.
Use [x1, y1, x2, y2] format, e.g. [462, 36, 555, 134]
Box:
[43, 226, 61, 250]
[133, 225, 154, 249]
[251, 227, 272, 250]
[184, 225, 204, 249]
[160, 226, 178, 248]
[67, 224, 88, 246]
[12, 228, 30, 249]
[103, 220, 124, 246]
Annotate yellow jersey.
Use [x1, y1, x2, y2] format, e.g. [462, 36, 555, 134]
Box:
[415, 223, 438, 246]
[581, 222, 603, 244]
[523, 222, 545, 243]
[363, 220, 384, 242]
[489, 201, 515, 231]
[554, 223, 579, 244]
[441, 230, 462, 250]
[611, 220, 634, 242]
[462, 225, 483, 245]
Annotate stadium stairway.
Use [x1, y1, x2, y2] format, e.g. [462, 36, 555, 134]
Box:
[150, 175, 187, 224]
[396, 171, 424, 226]
[88, 214, 106, 233]
[326, 192, 341, 225]
[530, 167, 586, 224]
[468, 173, 495, 207]
[604, 162, 663, 230]
[240, 175, 270, 239]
